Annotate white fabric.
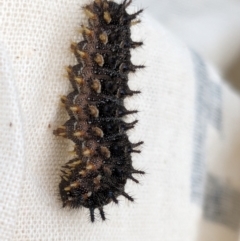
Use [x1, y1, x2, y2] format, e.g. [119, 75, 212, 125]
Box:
[136, 0, 240, 73]
[1, 1, 240, 241]
[0, 42, 25, 241]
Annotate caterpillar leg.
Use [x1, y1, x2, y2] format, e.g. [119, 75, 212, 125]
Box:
[89, 207, 95, 222]
[99, 207, 106, 221]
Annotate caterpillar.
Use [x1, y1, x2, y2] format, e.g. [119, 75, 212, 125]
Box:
[53, 0, 144, 222]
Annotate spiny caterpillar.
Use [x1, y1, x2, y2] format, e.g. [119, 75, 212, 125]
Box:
[53, 0, 144, 222]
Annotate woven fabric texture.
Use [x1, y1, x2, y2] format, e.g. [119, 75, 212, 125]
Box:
[1, 1, 240, 241]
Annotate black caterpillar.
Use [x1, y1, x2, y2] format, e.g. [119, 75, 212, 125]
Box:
[53, 0, 144, 222]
